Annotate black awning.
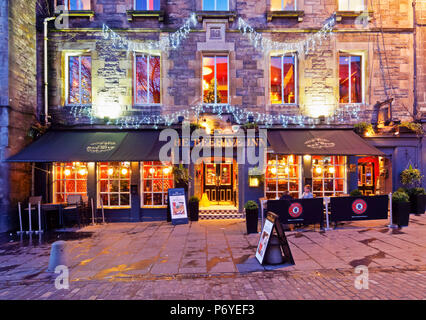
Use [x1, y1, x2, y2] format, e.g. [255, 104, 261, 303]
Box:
[6, 130, 166, 162]
[268, 129, 384, 156]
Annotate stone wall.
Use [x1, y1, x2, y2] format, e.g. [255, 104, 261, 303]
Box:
[45, 0, 419, 127]
[0, 0, 37, 232]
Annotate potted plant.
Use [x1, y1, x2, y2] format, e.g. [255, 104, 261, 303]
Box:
[244, 200, 259, 234]
[392, 190, 410, 227]
[349, 189, 363, 197]
[406, 187, 426, 215]
[400, 165, 425, 214]
[398, 122, 424, 135]
[172, 164, 191, 191]
[354, 122, 375, 137]
[189, 196, 200, 221]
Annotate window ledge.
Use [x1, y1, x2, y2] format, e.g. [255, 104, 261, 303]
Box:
[126, 10, 165, 22]
[195, 11, 237, 22]
[56, 10, 94, 18]
[267, 10, 305, 22]
[335, 10, 373, 22]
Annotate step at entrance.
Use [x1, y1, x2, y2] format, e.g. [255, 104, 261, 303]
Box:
[199, 208, 244, 220]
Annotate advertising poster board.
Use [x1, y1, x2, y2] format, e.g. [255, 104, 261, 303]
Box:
[168, 188, 188, 225]
[256, 217, 274, 264]
[330, 195, 388, 222]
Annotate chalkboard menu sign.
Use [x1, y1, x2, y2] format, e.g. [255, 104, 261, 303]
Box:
[168, 188, 188, 225]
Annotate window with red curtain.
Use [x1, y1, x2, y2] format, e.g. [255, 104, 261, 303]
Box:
[68, 55, 91, 105]
[270, 54, 296, 104]
[339, 54, 362, 103]
[271, 0, 296, 11]
[135, 0, 160, 10]
[53, 162, 88, 203]
[66, 0, 91, 10]
[202, 56, 228, 104]
[135, 54, 161, 105]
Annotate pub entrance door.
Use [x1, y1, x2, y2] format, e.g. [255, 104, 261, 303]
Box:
[203, 162, 234, 204]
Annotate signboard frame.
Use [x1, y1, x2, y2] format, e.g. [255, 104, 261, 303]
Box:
[330, 195, 389, 222]
[168, 188, 189, 225]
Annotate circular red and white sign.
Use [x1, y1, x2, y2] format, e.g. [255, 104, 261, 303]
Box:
[288, 203, 303, 218]
[352, 199, 367, 215]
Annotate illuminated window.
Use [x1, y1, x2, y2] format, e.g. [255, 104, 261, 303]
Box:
[135, 0, 160, 10]
[312, 156, 347, 197]
[202, 56, 228, 104]
[203, 0, 228, 10]
[271, 0, 296, 11]
[338, 0, 365, 11]
[265, 154, 300, 199]
[67, 54, 91, 105]
[98, 162, 131, 207]
[53, 162, 88, 203]
[339, 54, 363, 103]
[141, 162, 174, 207]
[64, 0, 91, 10]
[134, 54, 161, 105]
[270, 54, 297, 104]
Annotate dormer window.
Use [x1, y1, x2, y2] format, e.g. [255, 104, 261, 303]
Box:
[202, 0, 229, 11]
[271, 0, 296, 11]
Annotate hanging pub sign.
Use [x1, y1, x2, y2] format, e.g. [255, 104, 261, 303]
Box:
[168, 188, 188, 225]
[267, 198, 324, 227]
[330, 195, 389, 222]
[256, 212, 295, 265]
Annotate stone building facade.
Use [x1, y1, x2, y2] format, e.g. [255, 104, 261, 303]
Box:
[1, 0, 425, 229]
[0, 0, 37, 232]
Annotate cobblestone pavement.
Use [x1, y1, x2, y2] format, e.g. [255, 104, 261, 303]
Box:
[0, 215, 425, 299]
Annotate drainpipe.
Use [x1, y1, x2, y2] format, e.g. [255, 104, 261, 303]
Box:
[44, 17, 56, 125]
[413, 0, 418, 119]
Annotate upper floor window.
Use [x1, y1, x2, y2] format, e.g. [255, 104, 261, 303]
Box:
[271, 0, 296, 11]
[339, 54, 363, 104]
[338, 0, 366, 11]
[203, 55, 228, 104]
[135, 0, 160, 10]
[203, 0, 229, 11]
[64, 0, 91, 10]
[67, 54, 91, 105]
[134, 54, 161, 105]
[270, 54, 297, 104]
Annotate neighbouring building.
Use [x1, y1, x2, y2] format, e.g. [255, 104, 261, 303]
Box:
[2, 0, 426, 229]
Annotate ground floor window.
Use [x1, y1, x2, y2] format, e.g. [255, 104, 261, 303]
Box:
[53, 162, 88, 203]
[97, 162, 131, 207]
[312, 156, 347, 197]
[141, 161, 173, 207]
[265, 154, 301, 199]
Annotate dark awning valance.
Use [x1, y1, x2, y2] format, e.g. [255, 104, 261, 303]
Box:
[6, 130, 166, 162]
[268, 129, 384, 156]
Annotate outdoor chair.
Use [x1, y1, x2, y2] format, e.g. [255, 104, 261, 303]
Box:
[20, 196, 42, 233]
[62, 194, 83, 228]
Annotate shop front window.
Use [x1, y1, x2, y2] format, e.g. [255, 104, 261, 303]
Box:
[271, 0, 296, 11]
[67, 54, 92, 105]
[312, 156, 347, 197]
[135, 54, 161, 105]
[265, 154, 300, 199]
[339, 54, 362, 103]
[203, 0, 228, 11]
[270, 54, 297, 104]
[135, 0, 160, 10]
[142, 162, 173, 207]
[203, 56, 228, 104]
[98, 162, 131, 207]
[53, 162, 88, 203]
[64, 0, 91, 10]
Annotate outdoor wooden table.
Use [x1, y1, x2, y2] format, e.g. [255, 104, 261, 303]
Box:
[41, 203, 65, 229]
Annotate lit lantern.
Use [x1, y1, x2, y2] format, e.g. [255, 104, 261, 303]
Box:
[108, 168, 114, 175]
[270, 167, 277, 174]
[79, 168, 88, 176]
[64, 169, 71, 176]
[315, 167, 322, 174]
[121, 168, 128, 175]
[285, 167, 289, 174]
[163, 167, 171, 175]
[328, 167, 335, 174]
[149, 168, 155, 174]
[249, 176, 259, 187]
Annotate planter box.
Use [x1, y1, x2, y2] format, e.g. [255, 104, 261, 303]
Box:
[392, 202, 410, 227]
[410, 194, 426, 214]
[189, 201, 199, 221]
[245, 208, 258, 234]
